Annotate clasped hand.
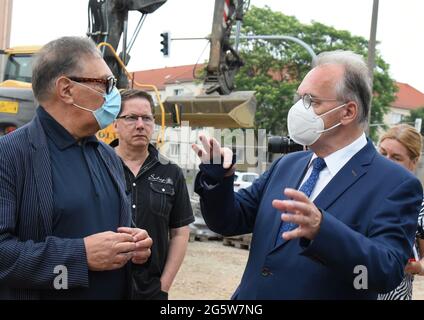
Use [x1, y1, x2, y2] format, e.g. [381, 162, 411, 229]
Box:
[84, 228, 153, 271]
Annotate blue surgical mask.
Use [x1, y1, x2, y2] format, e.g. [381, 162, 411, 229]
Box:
[72, 84, 121, 129]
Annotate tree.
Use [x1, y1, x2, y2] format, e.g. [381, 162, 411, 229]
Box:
[234, 6, 397, 141]
[404, 108, 424, 135]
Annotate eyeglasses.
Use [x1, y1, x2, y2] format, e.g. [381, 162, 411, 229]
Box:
[68, 75, 117, 94]
[117, 114, 155, 124]
[294, 93, 340, 109]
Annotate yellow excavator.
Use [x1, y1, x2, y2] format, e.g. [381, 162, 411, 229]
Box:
[0, 0, 256, 142]
[0, 46, 39, 135]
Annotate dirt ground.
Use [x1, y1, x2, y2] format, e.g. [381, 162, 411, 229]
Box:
[170, 240, 424, 300]
[170, 240, 248, 300]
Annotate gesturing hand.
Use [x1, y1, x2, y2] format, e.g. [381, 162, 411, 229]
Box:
[272, 188, 323, 241]
[191, 134, 234, 169]
[405, 260, 423, 275]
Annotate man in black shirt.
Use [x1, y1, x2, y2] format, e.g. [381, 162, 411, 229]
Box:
[111, 89, 194, 300]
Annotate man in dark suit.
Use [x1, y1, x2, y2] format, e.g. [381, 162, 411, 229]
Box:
[0, 36, 152, 299]
[193, 50, 423, 299]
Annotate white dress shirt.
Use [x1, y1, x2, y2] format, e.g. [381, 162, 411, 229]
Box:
[300, 133, 368, 201]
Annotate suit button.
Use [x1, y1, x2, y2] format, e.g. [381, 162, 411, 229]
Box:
[261, 267, 271, 276]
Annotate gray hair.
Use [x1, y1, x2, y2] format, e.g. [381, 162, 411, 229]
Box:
[32, 36, 101, 102]
[316, 50, 372, 124]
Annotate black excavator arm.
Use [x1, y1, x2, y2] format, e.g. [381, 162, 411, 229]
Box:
[204, 0, 249, 95]
[87, 0, 256, 129]
[162, 0, 256, 129]
[87, 0, 166, 88]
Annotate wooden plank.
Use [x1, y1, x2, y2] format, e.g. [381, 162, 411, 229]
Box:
[222, 236, 251, 250]
[190, 233, 222, 242]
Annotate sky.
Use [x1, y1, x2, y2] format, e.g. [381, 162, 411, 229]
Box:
[9, 0, 424, 92]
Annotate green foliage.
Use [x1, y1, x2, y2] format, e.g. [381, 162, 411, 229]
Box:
[234, 6, 397, 140]
[404, 108, 424, 135]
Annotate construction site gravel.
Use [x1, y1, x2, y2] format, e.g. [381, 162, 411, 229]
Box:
[170, 240, 424, 300]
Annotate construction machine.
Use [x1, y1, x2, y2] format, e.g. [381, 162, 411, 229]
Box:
[161, 0, 256, 129]
[0, 0, 256, 139]
[0, 0, 167, 141]
[87, 0, 167, 143]
[87, 0, 166, 88]
[0, 46, 39, 135]
[89, 0, 256, 133]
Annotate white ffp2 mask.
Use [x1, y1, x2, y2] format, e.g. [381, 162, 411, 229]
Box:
[287, 99, 346, 146]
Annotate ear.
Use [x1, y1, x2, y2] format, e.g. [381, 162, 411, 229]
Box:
[340, 101, 358, 125]
[55, 77, 74, 104]
[411, 157, 420, 171]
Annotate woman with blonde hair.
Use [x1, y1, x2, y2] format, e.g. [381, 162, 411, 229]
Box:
[378, 124, 424, 300]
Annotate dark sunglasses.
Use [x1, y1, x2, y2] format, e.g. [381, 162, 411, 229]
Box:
[68, 75, 117, 94]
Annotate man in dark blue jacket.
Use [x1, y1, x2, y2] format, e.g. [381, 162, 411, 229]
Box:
[0, 36, 152, 299]
[193, 50, 423, 299]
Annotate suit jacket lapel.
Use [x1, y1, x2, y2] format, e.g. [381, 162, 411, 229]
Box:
[270, 140, 376, 252]
[28, 116, 53, 235]
[314, 140, 375, 211]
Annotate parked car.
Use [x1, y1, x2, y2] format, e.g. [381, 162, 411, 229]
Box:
[234, 171, 259, 192]
[189, 196, 222, 240]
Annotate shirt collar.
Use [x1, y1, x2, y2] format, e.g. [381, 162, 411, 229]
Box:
[310, 132, 367, 177]
[37, 106, 98, 150]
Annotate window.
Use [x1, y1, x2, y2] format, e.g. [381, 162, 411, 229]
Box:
[4, 54, 33, 83]
[235, 147, 244, 163]
[391, 112, 402, 124]
[174, 88, 184, 96]
[169, 143, 180, 156]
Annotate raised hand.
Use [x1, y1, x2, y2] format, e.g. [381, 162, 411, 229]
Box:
[191, 134, 233, 169]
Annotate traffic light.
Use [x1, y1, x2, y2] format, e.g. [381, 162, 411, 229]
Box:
[160, 32, 170, 57]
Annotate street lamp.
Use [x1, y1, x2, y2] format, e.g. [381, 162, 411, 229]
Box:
[367, 0, 379, 134]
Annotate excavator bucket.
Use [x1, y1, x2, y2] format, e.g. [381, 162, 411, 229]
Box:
[0, 87, 37, 134]
[158, 91, 256, 128]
